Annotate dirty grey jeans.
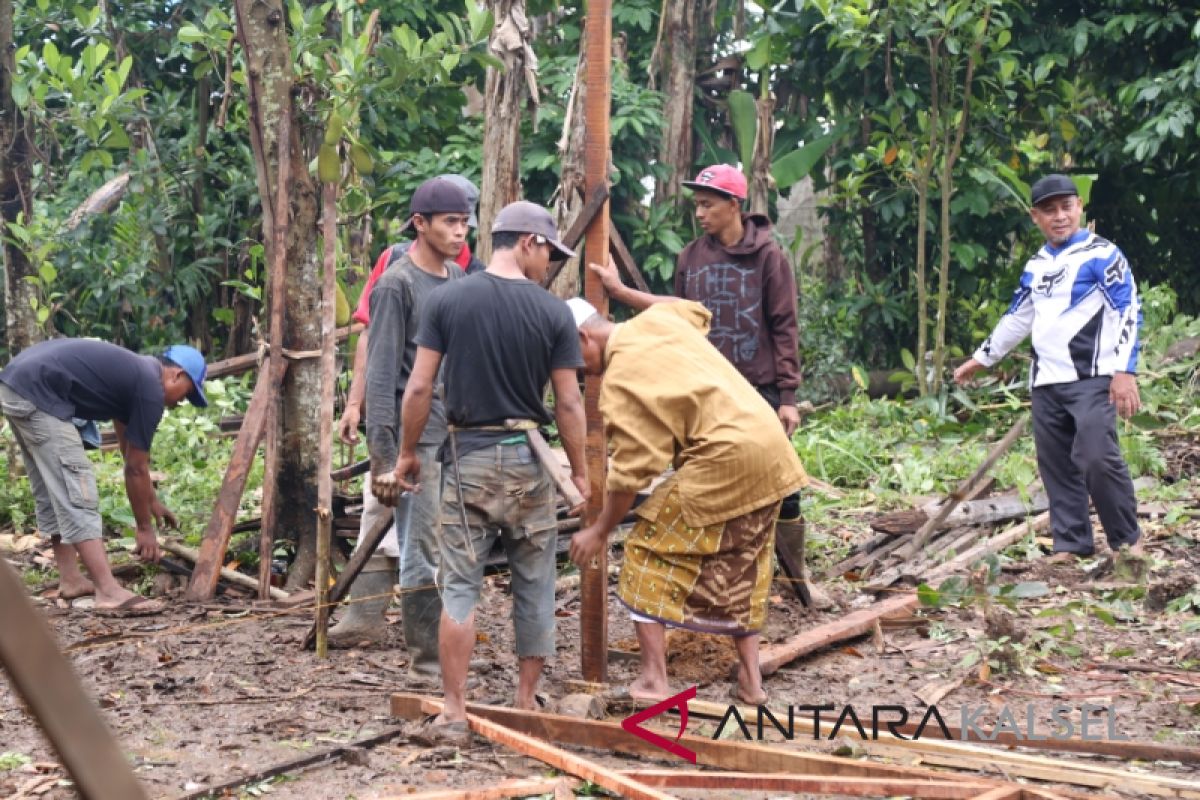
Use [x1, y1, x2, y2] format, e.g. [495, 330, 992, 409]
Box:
[0, 382, 102, 543]
[438, 441, 558, 658]
[398, 444, 442, 592]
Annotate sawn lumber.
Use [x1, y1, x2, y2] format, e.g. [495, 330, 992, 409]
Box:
[621, 770, 989, 798]
[162, 540, 287, 600]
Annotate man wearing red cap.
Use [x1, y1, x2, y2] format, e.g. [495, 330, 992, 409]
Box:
[594, 164, 830, 607]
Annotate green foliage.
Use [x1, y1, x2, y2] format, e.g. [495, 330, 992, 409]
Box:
[0, 752, 32, 772]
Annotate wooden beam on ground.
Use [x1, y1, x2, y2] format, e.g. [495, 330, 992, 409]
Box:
[391, 694, 1009, 787]
[967, 789, 1023, 800]
[164, 540, 287, 600]
[608, 225, 651, 293]
[580, 0, 612, 686]
[758, 591, 919, 675]
[675, 696, 1189, 800]
[622, 770, 989, 799]
[301, 505, 399, 649]
[923, 511, 1051, 584]
[185, 369, 276, 601]
[380, 778, 582, 800]
[541, 184, 609, 289]
[0, 558, 149, 800]
[464, 710, 678, 800]
[901, 415, 1029, 558]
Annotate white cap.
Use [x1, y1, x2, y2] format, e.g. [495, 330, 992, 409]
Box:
[566, 298, 598, 329]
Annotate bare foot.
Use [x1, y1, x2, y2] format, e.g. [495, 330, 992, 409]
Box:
[58, 578, 95, 601]
[734, 668, 769, 706]
[1126, 539, 1145, 556]
[1046, 551, 1080, 565]
[93, 586, 142, 611]
[628, 676, 671, 703]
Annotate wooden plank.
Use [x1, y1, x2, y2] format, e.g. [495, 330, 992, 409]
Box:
[540, 184, 609, 289]
[608, 225, 652, 293]
[677, 697, 1190, 799]
[379, 778, 582, 800]
[901, 415, 1029, 558]
[391, 694, 1008, 786]
[967, 788, 1024, 800]
[301, 498, 405, 650]
[184, 369, 275, 601]
[205, 323, 363, 380]
[924, 511, 1051, 584]
[758, 592, 920, 675]
[464, 711, 678, 800]
[622, 770, 989, 799]
[580, 0, 612, 686]
[0, 558, 149, 800]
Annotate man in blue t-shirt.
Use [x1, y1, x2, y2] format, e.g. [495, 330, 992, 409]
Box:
[0, 339, 208, 616]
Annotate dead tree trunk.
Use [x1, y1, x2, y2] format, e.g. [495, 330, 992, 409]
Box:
[748, 93, 775, 216]
[233, 0, 321, 591]
[550, 41, 586, 300]
[0, 0, 41, 353]
[651, 0, 697, 205]
[477, 0, 536, 263]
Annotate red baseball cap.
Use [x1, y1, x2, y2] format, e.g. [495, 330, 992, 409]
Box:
[682, 164, 747, 200]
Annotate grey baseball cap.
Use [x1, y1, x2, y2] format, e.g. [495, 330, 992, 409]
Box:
[1030, 174, 1078, 206]
[400, 177, 472, 233]
[492, 200, 577, 261]
[437, 174, 479, 228]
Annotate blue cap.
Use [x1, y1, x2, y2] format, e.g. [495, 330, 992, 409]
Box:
[163, 345, 208, 408]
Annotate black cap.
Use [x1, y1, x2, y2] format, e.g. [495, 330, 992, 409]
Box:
[1030, 174, 1078, 206]
[401, 178, 472, 233]
[492, 201, 577, 261]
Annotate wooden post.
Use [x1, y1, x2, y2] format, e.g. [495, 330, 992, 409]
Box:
[256, 109, 294, 599]
[314, 181, 338, 656]
[184, 370, 275, 601]
[580, 0, 611, 685]
[0, 559, 149, 799]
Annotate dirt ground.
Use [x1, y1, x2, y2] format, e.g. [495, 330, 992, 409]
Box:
[4, 510, 1200, 799]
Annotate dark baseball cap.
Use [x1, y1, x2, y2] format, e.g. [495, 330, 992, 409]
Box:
[437, 174, 479, 228]
[492, 201, 577, 261]
[1030, 174, 1078, 206]
[401, 178, 472, 232]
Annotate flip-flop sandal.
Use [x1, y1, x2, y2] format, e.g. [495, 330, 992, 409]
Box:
[94, 595, 166, 618]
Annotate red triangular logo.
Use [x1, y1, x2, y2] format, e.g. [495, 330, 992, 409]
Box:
[620, 686, 698, 763]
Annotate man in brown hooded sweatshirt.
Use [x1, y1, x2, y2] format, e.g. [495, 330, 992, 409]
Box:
[593, 163, 832, 608]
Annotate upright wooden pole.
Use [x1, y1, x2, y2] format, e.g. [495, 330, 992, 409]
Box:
[257, 108, 293, 599]
[314, 181, 338, 656]
[0, 559, 149, 799]
[580, 0, 611, 684]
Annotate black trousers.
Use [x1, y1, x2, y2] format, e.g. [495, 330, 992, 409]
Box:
[1031, 376, 1140, 554]
[755, 384, 802, 520]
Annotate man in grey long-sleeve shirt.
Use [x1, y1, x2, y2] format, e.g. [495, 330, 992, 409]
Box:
[349, 178, 469, 677]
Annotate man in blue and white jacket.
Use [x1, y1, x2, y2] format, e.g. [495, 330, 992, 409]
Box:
[954, 173, 1143, 561]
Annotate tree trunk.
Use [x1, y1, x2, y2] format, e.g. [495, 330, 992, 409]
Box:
[0, 0, 41, 353]
[477, 0, 534, 263]
[187, 75, 213, 353]
[550, 41, 587, 300]
[233, 0, 321, 590]
[748, 93, 775, 216]
[652, 0, 697, 205]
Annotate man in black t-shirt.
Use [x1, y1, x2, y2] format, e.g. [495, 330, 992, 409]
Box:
[384, 201, 588, 743]
[0, 339, 207, 616]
